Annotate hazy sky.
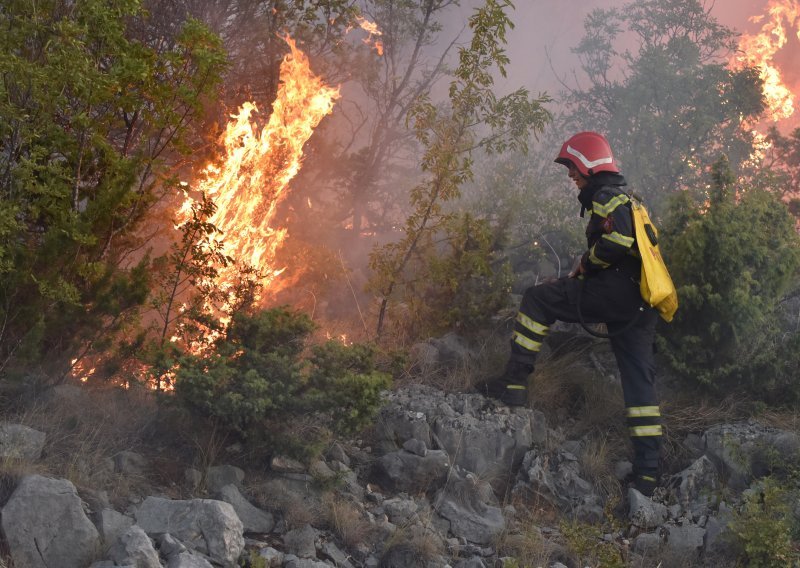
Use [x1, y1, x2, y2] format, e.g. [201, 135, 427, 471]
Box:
[445, 0, 788, 98]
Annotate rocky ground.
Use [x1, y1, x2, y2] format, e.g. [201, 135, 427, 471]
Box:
[0, 371, 798, 568]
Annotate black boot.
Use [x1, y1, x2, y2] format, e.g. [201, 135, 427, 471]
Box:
[475, 359, 534, 407]
[630, 444, 661, 497]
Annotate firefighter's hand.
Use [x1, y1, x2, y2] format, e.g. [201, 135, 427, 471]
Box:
[568, 256, 586, 278]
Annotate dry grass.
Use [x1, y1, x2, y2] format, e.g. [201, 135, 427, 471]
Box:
[0, 384, 161, 506]
[379, 521, 445, 567]
[579, 434, 626, 499]
[660, 394, 748, 466]
[322, 493, 373, 548]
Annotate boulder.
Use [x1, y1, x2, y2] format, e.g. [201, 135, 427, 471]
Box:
[433, 469, 505, 545]
[515, 448, 603, 521]
[628, 488, 668, 530]
[98, 508, 135, 547]
[206, 465, 245, 493]
[108, 525, 160, 568]
[135, 496, 244, 567]
[217, 484, 274, 533]
[664, 523, 706, 562]
[283, 524, 319, 558]
[669, 455, 719, 518]
[375, 448, 450, 493]
[1, 475, 101, 568]
[158, 533, 188, 560]
[409, 332, 475, 374]
[0, 423, 46, 460]
[257, 547, 285, 567]
[703, 421, 800, 490]
[167, 552, 215, 568]
[431, 409, 533, 488]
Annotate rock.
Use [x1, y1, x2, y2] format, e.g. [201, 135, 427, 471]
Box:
[669, 455, 719, 518]
[375, 448, 450, 493]
[664, 523, 705, 562]
[433, 469, 505, 545]
[167, 551, 215, 568]
[326, 442, 350, 466]
[257, 546, 285, 567]
[319, 541, 355, 568]
[614, 460, 633, 481]
[272, 455, 307, 473]
[453, 558, 487, 568]
[98, 508, 135, 547]
[1, 475, 101, 568]
[383, 496, 419, 524]
[135, 496, 244, 567]
[185, 468, 203, 490]
[432, 411, 532, 489]
[158, 533, 188, 559]
[283, 554, 333, 568]
[206, 465, 245, 493]
[108, 525, 160, 568]
[0, 423, 46, 460]
[114, 451, 147, 475]
[310, 460, 337, 482]
[516, 448, 603, 521]
[410, 332, 475, 375]
[283, 524, 319, 558]
[403, 438, 428, 457]
[218, 484, 275, 533]
[703, 421, 800, 490]
[628, 488, 668, 530]
[632, 532, 662, 556]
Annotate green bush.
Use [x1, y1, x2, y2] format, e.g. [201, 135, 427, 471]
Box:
[730, 478, 799, 568]
[174, 307, 391, 452]
[659, 156, 800, 402]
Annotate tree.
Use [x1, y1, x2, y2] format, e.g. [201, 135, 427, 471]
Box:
[330, 0, 460, 240]
[659, 156, 800, 402]
[0, 0, 226, 377]
[563, 0, 764, 212]
[369, 0, 551, 337]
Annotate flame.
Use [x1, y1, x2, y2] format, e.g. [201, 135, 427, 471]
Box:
[185, 36, 339, 298]
[733, 0, 800, 122]
[356, 16, 384, 55]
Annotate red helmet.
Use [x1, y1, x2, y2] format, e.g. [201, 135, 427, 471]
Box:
[554, 131, 619, 177]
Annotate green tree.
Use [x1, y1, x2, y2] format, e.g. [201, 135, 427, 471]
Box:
[659, 156, 800, 401]
[369, 0, 551, 337]
[565, 0, 764, 211]
[0, 0, 226, 377]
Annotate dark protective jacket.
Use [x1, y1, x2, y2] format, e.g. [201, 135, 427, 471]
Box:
[577, 172, 639, 278]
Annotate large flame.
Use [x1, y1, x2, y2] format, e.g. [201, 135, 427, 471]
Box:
[182, 36, 339, 297]
[733, 0, 800, 122]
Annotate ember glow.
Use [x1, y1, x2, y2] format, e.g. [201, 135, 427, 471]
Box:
[733, 0, 800, 122]
[356, 16, 384, 55]
[182, 37, 339, 298]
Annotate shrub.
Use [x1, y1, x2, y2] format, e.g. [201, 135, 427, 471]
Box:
[174, 306, 391, 453]
[730, 477, 799, 568]
[659, 156, 800, 402]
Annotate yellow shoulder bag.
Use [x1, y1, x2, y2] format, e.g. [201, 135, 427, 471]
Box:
[631, 200, 678, 322]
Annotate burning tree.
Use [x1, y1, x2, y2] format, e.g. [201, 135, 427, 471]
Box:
[0, 1, 226, 379]
[564, 0, 765, 212]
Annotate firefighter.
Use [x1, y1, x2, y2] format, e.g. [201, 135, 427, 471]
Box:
[479, 131, 662, 496]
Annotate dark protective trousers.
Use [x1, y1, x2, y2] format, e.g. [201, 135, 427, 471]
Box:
[510, 268, 661, 477]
